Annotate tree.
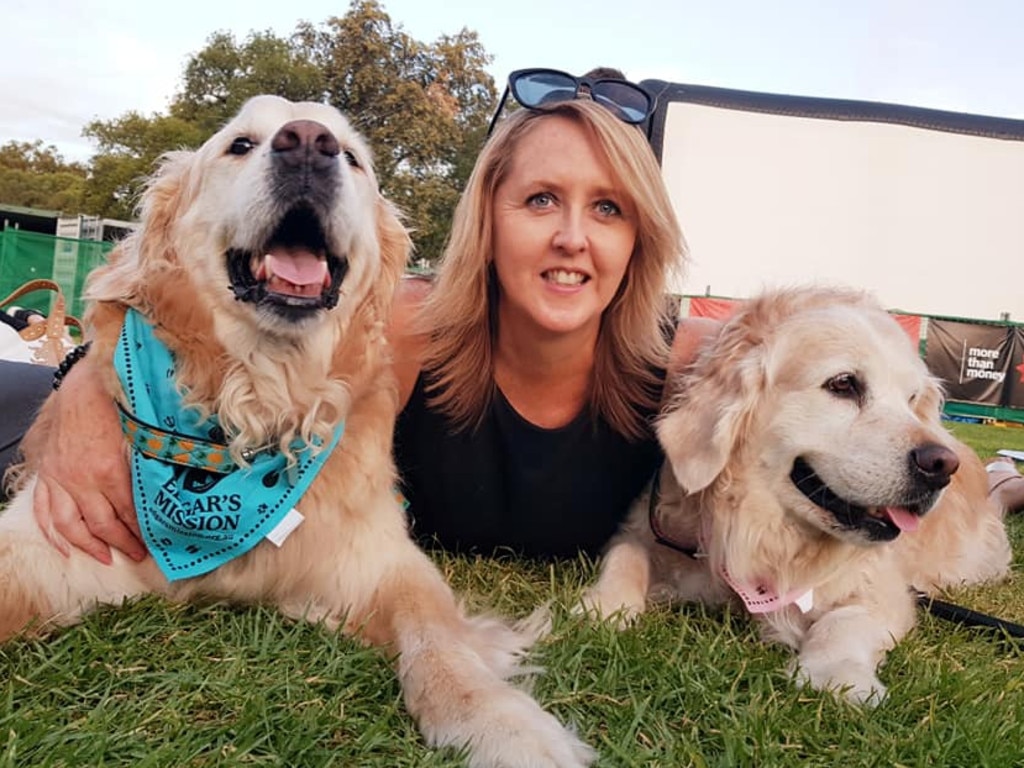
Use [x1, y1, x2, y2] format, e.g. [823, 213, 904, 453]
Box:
[81, 114, 205, 220]
[81, 0, 496, 262]
[169, 31, 327, 134]
[79, 30, 322, 221]
[0, 141, 88, 213]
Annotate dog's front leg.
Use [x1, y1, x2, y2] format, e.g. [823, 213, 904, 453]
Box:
[578, 537, 652, 626]
[0, 478, 161, 640]
[361, 540, 595, 768]
[792, 594, 915, 705]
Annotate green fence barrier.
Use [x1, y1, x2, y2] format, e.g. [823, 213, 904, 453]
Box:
[0, 228, 113, 319]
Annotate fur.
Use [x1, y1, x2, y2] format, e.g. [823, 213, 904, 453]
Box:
[2, 95, 593, 767]
[583, 286, 1011, 704]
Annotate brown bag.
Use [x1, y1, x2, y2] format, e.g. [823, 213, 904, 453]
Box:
[0, 279, 83, 366]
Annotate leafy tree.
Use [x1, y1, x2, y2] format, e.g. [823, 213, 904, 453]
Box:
[169, 31, 327, 134]
[79, 0, 496, 262]
[0, 141, 88, 213]
[81, 114, 205, 220]
[79, 31, 318, 221]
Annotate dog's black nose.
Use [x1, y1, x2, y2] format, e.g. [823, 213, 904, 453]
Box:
[911, 443, 960, 489]
[271, 120, 340, 171]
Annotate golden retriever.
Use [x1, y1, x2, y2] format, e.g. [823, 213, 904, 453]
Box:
[2, 95, 593, 767]
[583, 287, 1010, 704]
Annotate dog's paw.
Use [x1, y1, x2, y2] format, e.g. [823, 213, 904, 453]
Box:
[573, 585, 644, 628]
[425, 684, 596, 768]
[404, 641, 595, 767]
[516, 601, 554, 643]
[459, 610, 542, 681]
[793, 658, 887, 707]
[841, 679, 887, 706]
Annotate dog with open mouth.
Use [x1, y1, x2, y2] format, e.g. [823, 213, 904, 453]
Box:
[582, 286, 1011, 704]
[3, 95, 593, 767]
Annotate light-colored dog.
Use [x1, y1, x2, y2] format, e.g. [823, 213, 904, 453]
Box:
[3, 95, 593, 767]
[584, 287, 1010, 703]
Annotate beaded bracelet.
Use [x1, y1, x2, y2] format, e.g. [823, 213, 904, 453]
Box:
[52, 341, 93, 391]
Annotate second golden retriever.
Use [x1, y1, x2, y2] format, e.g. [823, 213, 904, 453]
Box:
[584, 287, 1010, 703]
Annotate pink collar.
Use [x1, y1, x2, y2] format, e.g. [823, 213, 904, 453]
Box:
[721, 566, 814, 614]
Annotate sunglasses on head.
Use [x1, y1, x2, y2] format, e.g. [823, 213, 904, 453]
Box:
[486, 68, 656, 136]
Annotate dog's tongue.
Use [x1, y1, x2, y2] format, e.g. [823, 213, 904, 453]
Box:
[883, 506, 920, 532]
[265, 248, 327, 288]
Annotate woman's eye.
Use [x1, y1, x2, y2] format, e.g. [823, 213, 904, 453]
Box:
[527, 192, 554, 208]
[596, 199, 622, 216]
[228, 137, 256, 156]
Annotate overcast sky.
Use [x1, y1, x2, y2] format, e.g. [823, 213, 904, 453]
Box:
[3, 0, 1023, 162]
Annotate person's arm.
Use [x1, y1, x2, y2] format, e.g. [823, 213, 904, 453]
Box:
[28, 357, 145, 564]
[390, 276, 432, 411]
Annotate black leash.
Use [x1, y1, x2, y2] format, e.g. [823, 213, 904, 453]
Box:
[915, 591, 1024, 640]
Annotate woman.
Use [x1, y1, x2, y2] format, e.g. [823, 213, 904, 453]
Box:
[24, 70, 708, 563]
[395, 93, 686, 557]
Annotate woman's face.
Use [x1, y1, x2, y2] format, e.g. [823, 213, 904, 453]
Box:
[491, 116, 638, 340]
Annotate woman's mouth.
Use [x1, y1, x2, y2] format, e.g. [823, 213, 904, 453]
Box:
[543, 269, 588, 286]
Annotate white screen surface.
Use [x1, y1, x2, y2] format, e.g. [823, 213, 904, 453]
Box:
[659, 101, 1024, 321]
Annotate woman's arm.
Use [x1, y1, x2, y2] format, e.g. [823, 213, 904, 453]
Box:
[390, 275, 432, 411]
[28, 357, 145, 564]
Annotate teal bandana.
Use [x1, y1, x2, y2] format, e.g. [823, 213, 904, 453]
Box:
[114, 310, 343, 581]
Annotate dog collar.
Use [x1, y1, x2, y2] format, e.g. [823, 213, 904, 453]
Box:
[647, 463, 704, 558]
[117, 403, 239, 474]
[646, 462, 813, 614]
[721, 566, 814, 615]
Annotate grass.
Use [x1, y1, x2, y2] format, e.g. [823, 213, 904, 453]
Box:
[2, 422, 1024, 766]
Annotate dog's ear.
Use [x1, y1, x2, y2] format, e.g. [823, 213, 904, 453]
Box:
[374, 195, 413, 316]
[914, 374, 947, 428]
[85, 150, 195, 307]
[376, 195, 412, 279]
[657, 315, 767, 493]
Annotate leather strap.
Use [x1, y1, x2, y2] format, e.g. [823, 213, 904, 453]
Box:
[0, 278, 83, 341]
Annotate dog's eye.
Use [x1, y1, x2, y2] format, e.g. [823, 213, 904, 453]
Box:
[825, 373, 862, 400]
[343, 149, 360, 168]
[228, 137, 257, 156]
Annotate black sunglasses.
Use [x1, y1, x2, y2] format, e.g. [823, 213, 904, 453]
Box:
[486, 68, 656, 136]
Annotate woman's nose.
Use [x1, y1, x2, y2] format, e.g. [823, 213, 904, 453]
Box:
[551, 210, 587, 254]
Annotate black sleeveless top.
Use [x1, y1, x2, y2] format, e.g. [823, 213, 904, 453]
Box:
[394, 373, 664, 559]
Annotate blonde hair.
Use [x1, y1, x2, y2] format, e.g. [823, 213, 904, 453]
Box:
[420, 99, 687, 439]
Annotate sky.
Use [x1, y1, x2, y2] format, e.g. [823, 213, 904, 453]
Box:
[3, 0, 1023, 163]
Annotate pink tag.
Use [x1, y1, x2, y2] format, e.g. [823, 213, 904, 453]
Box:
[721, 567, 813, 614]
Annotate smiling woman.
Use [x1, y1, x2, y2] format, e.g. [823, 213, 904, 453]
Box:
[490, 116, 638, 346]
[391, 90, 689, 557]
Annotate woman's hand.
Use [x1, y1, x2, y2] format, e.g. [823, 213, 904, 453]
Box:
[30, 359, 146, 564]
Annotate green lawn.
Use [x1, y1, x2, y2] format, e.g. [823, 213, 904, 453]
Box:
[946, 418, 1024, 462]
[2, 423, 1023, 766]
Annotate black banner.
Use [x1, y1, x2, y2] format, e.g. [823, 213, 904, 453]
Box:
[924, 320, 1013, 405]
[1005, 327, 1024, 409]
